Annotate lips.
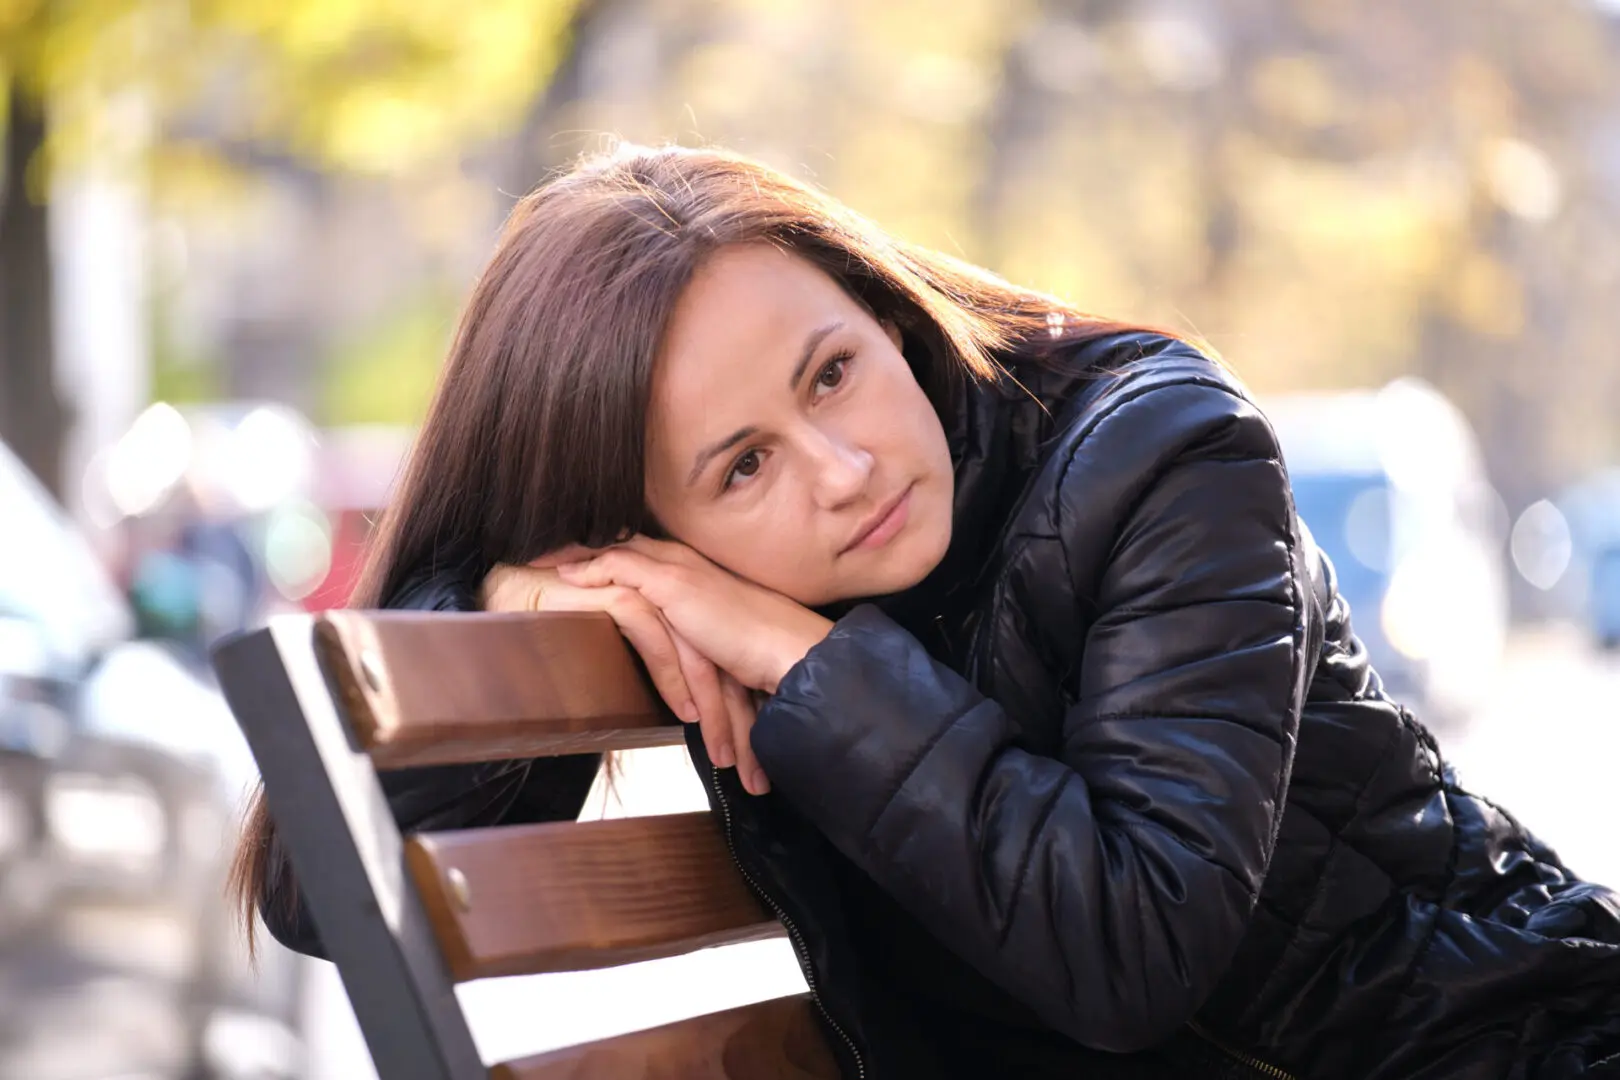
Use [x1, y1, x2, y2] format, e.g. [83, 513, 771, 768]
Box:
[841, 484, 913, 554]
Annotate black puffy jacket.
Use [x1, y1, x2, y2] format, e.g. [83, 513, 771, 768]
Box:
[263, 332, 1620, 1079]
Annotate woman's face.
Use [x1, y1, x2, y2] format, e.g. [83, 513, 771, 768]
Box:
[644, 243, 955, 607]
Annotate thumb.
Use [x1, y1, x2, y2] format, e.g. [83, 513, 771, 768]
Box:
[481, 564, 556, 612]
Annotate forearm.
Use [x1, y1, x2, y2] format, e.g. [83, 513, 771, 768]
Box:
[752, 606, 1274, 1051]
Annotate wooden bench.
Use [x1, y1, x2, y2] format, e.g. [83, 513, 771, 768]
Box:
[212, 610, 841, 1079]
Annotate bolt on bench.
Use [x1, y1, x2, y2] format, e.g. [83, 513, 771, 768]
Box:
[213, 610, 840, 1079]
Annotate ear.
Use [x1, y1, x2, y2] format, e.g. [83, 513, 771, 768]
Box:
[880, 318, 904, 351]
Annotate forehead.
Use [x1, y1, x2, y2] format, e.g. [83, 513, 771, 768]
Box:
[658, 243, 858, 372]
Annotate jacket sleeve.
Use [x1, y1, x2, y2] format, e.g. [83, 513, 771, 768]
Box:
[258, 565, 602, 959]
[750, 379, 1312, 1052]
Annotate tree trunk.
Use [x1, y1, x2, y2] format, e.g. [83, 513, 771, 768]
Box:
[0, 86, 67, 498]
[498, 0, 611, 197]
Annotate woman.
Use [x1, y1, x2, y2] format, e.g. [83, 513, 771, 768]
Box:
[230, 143, 1620, 1079]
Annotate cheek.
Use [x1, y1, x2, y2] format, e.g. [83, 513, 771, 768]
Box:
[667, 498, 835, 599]
[887, 382, 951, 476]
[739, 500, 828, 575]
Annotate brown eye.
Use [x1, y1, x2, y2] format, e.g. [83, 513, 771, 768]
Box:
[723, 449, 762, 491]
[816, 353, 851, 391]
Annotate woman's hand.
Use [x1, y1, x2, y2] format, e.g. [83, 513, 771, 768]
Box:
[479, 558, 774, 794]
[554, 536, 834, 695]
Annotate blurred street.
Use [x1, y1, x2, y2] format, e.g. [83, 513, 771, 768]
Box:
[0, 904, 201, 1080]
[0, 849, 297, 1080]
[1442, 622, 1620, 890]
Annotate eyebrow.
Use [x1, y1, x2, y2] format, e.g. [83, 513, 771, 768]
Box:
[684, 319, 845, 488]
[787, 320, 844, 393]
[686, 425, 759, 488]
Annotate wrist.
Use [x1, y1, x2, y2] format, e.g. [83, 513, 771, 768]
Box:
[763, 612, 834, 694]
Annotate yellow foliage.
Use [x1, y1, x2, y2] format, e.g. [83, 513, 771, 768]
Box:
[320, 293, 458, 425]
[2, 0, 585, 177]
[1444, 249, 1526, 339]
[1248, 53, 1340, 130]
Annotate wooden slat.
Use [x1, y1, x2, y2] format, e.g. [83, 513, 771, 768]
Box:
[315, 610, 682, 768]
[406, 812, 784, 982]
[489, 996, 839, 1080]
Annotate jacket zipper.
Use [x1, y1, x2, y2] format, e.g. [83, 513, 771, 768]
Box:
[711, 766, 868, 1079]
[1186, 1021, 1296, 1080]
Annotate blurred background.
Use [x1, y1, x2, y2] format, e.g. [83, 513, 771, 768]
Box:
[1, 0, 1618, 1076]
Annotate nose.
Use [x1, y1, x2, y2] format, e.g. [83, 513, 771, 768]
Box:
[806, 428, 874, 510]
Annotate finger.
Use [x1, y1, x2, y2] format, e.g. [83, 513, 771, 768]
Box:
[534, 582, 698, 725]
[528, 543, 607, 570]
[558, 547, 687, 607]
[614, 534, 705, 566]
[564, 544, 744, 622]
[603, 592, 703, 727]
[665, 624, 733, 770]
[721, 673, 767, 795]
[556, 548, 634, 583]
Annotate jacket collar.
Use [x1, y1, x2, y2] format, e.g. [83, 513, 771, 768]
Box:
[827, 330, 1173, 635]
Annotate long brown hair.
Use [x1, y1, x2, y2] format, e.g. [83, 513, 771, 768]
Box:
[228, 141, 1163, 953]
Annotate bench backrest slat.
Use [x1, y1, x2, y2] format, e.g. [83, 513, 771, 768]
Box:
[316, 610, 680, 769]
[407, 813, 781, 982]
[489, 997, 838, 1079]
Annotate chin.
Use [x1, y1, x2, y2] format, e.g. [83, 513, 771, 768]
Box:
[862, 515, 952, 598]
[911, 487, 953, 575]
[810, 488, 953, 606]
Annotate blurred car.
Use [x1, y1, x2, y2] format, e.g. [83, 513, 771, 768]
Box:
[299, 424, 414, 611]
[0, 617, 62, 933]
[1590, 545, 1620, 650]
[98, 401, 322, 651]
[1266, 379, 1510, 731]
[0, 437, 302, 1079]
[1556, 467, 1620, 650]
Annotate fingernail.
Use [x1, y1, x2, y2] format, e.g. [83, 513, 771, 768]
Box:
[713, 742, 735, 769]
[752, 770, 771, 796]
